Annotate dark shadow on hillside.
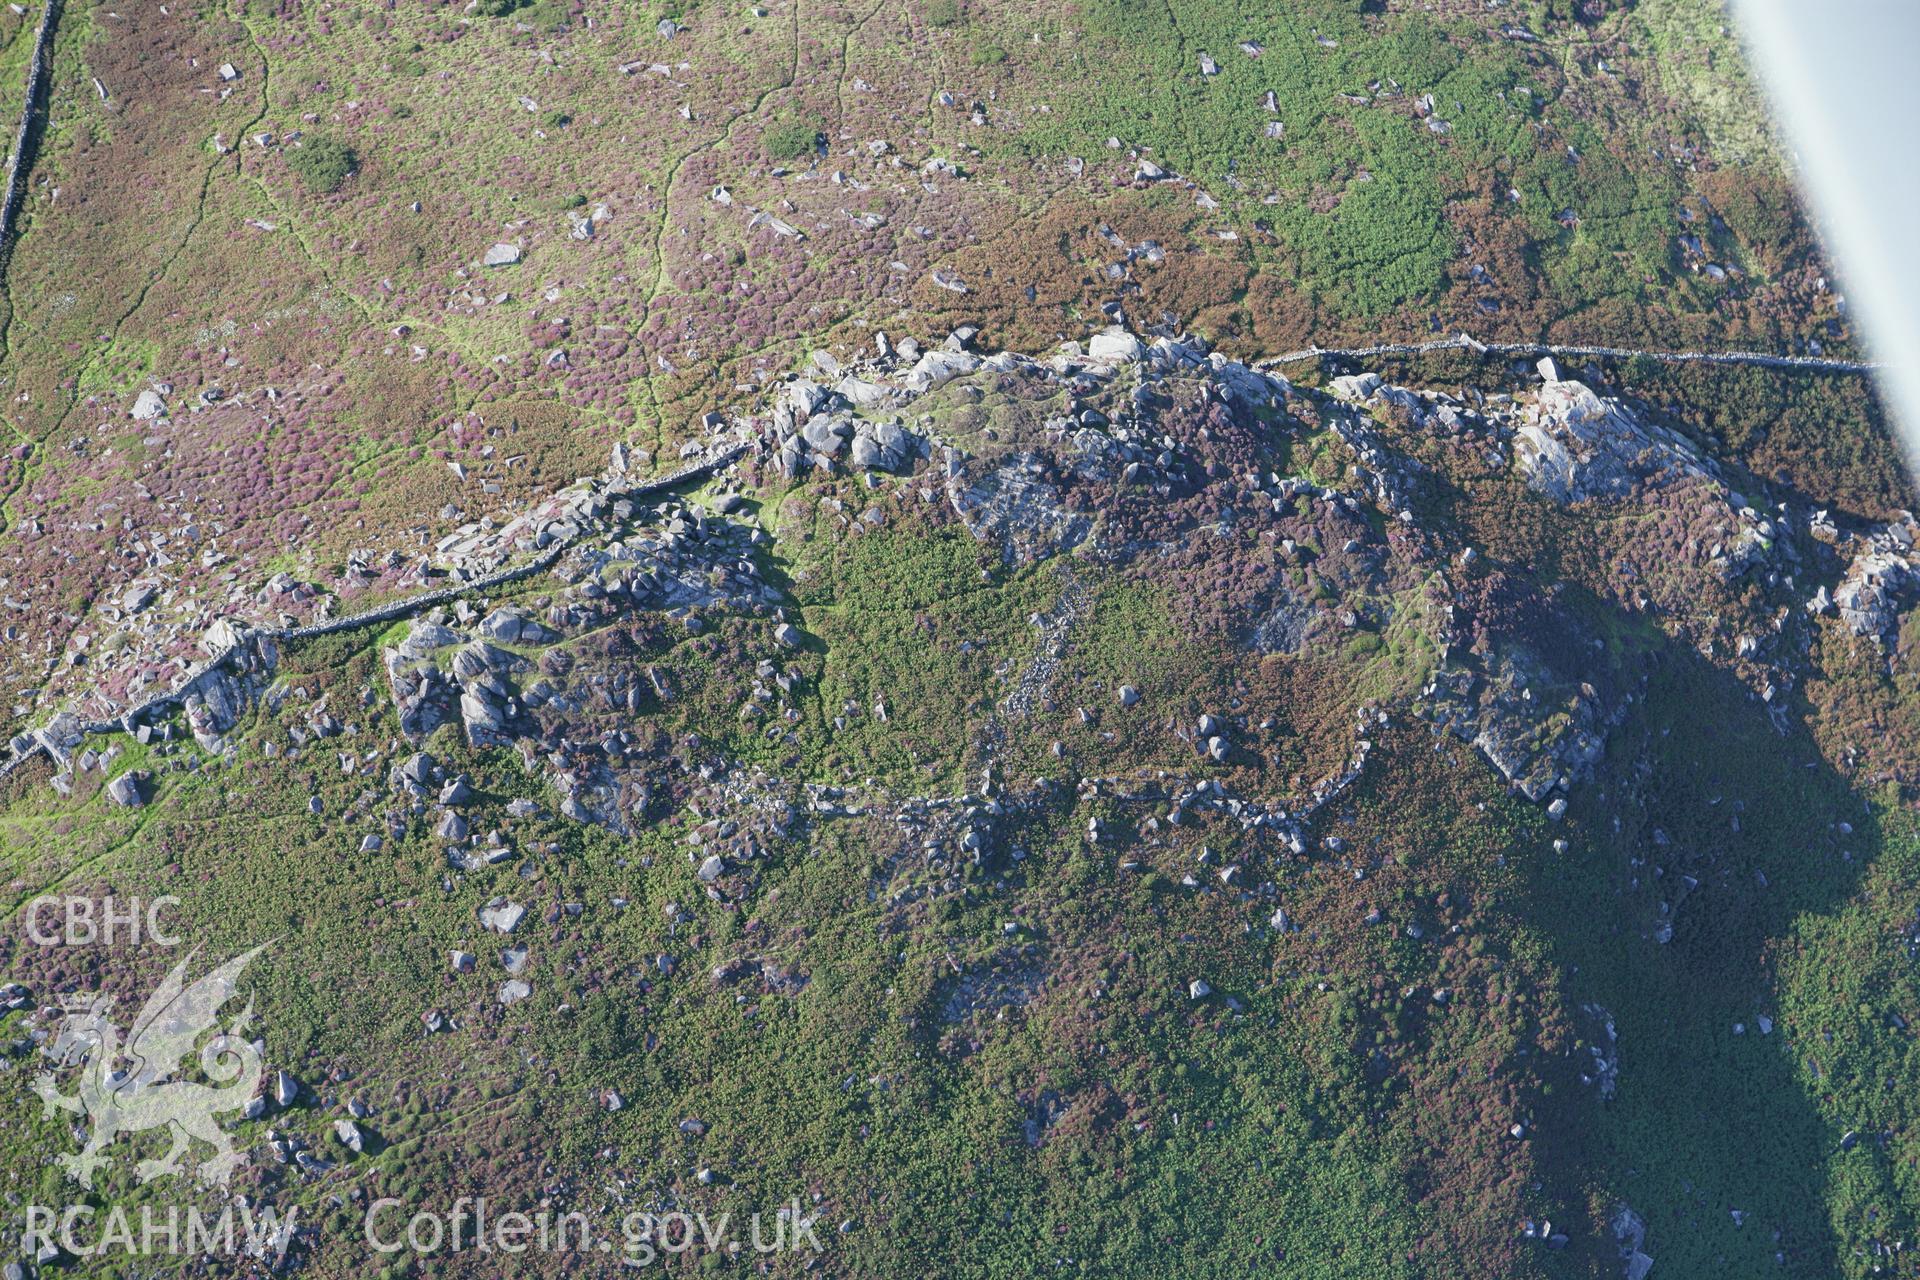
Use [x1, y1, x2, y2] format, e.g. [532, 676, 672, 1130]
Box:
[1508, 635, 1871, 1279]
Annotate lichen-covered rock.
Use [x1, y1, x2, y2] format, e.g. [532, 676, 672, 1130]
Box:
[1833, 517, 1920, 649]
[1514, 379, 1708, 503]
[948, 453, 1093, 564]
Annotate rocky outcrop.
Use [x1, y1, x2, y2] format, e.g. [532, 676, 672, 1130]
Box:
[4, 327, 1850, 842]
[1577, 1002, 1620, 1101]
[0, 441, 751, 780]
[1421, 652, 1616, 802]
[1418, 573, 1633, 803]
[179, 626, 278, 753]
[1831, 515, 1920, 650]
[1514, 378, 1715, 503]
[947, 453, 1093, 565]
[773, 396, 927, 479]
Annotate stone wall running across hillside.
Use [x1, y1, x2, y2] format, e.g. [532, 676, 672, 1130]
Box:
[0, 0, 61, 263]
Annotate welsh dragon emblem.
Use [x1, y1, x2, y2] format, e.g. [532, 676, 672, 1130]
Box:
[33, 944, 269, 1189]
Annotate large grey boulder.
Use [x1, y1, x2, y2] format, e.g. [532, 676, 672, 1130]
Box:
[1087, 329, 1144, 363]
[459, 689, 507, 736]
[400, 621, 462, 657]
[900, 348, 979, 393]
[478, 607, 556, 645]
[784, 379, 831, 420]
[800, 416, 851, 456]
[479, 900, 526, 933]
[850, 420, 916, 472]
[835, 376, 894, 409]
[334, 1118, 366, 1154]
